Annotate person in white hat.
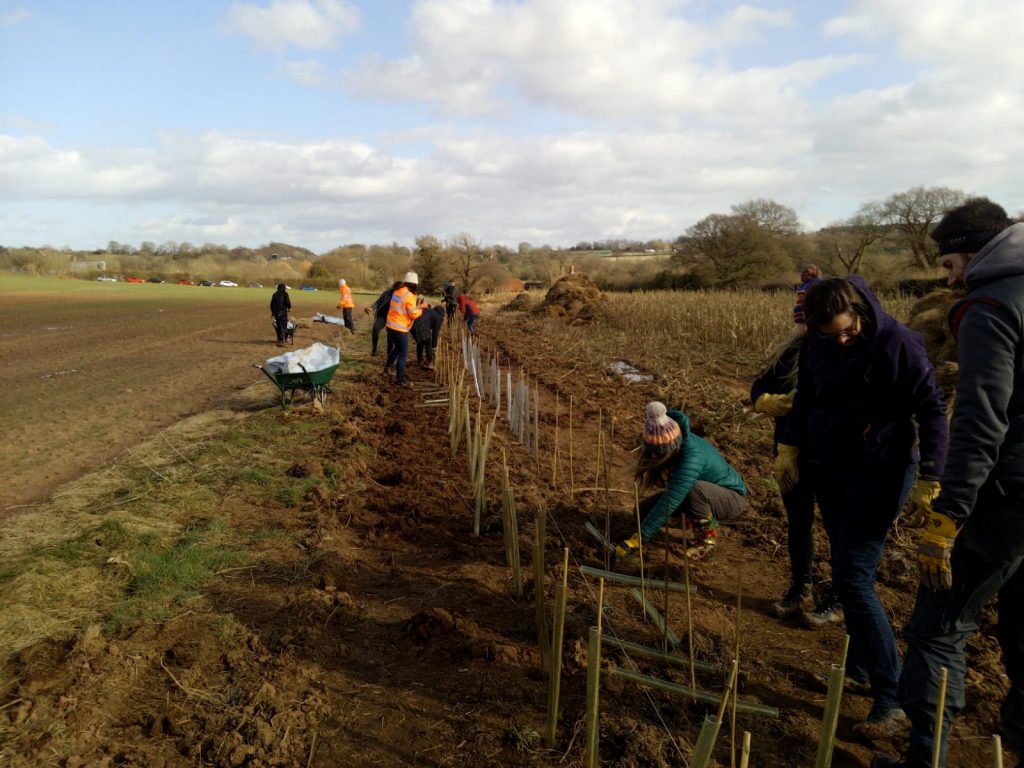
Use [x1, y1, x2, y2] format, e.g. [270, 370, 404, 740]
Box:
[383, 272, 423, 386]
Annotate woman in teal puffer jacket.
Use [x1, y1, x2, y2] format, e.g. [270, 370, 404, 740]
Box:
[615, 401, 748, 560]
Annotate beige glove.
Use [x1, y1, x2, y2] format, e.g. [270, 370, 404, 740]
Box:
[918, 510, 961, 591]
[903, 479, 941, 528]
[754, 392, 794, 418]
[774, 443, 800, 494]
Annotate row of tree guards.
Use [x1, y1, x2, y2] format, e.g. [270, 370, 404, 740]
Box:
[426, 326, 1005, 768]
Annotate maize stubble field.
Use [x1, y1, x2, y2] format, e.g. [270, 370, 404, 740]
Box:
[0, 276, 1009, 767]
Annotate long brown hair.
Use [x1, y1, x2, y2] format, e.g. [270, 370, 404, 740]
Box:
[635, 446, 680, 491]
[763, 328, 803, 389]
[803, 278, 871, 330]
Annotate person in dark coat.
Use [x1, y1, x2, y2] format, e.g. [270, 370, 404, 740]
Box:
[777, 276, 948, 740]
[366, 281, 401, 356]
[443, 280, 458, 321]
[874, 199, 1024, 768]
[413, 304, 445, 369]
[751, 329, 840, 625]
[270, 284, 291, 346]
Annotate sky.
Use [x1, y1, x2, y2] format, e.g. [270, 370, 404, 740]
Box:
[2, 0, 1024, 252]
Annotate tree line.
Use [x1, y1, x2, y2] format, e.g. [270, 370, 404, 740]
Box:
[4, 186, 1015, 292]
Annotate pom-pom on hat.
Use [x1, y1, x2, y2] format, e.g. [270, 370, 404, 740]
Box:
[931, 197, 1013, 256]
[643, 401, 682, 457]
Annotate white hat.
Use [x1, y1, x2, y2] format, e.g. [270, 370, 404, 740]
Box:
[339, 278, 346, 286]
[402, 271, 419, 284]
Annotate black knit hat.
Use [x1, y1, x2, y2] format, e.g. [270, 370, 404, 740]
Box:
[931, 197, 1013, 256]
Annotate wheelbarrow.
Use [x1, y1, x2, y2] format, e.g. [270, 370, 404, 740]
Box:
[254, 362, 338, 409]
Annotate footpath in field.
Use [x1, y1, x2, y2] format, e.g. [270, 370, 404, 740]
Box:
[0, 297, 1011, 767]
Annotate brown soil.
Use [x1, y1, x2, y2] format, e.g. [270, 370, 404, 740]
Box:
[0, 293, 1015, 767]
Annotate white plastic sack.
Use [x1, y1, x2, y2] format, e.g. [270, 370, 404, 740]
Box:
[312, 312, 345, 326]
[265, 342, 340, 375]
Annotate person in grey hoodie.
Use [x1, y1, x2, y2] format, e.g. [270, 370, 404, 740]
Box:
[875, 199, 1024, 768]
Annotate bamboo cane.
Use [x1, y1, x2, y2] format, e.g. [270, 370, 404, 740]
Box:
[731, 569, 742, 768]
[683, 511, 696, 690]
[663, 526, 670, 653]
[634, 484, 646, 618]
[993, 734, 1003, 768]
[933, 667, 949, 768]
[534, 508, 549, 674]
[569, 395, 574, 500]
[740, 731, 751, 768]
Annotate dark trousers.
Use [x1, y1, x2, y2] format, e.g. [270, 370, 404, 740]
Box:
[446, 303, 456, 321]
[416, 338, 434, 366]
[781, 462, 816, 586]
[639, 481, 747, 528]
[899, 487, 1024, 767]
[465, 312, 478, 335]
[342, 307, 355, 334]
[371, 315, 387, 354]
[273, 311, 288, 342]
[384, 329, 409, 383]
[813, 463, 914, 711]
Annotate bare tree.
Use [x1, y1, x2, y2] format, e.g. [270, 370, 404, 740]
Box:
[731, 198, 801, 236]
[880, 186, 967, 269]
[819, 202, 888, 274]
[448, 232, 482, 291]
[674, 213, 788, 288]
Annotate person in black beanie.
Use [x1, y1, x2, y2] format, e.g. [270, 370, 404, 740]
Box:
[875, 199, 1024, 767]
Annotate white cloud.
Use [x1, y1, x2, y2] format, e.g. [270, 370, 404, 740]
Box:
[224, 0, 360, 51]
[282, 59, 332, 87]
[0, 5, 30, 27]
[347, 0, 847, 120]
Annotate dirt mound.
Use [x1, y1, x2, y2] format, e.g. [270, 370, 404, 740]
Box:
[907, 288, 960, 399]
[536, 272, 603, 324]
[500, 293, 533, 312]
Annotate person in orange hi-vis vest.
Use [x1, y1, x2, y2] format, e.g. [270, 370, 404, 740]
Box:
[384, 271, 423, 387]
[337, 279, 356, 334]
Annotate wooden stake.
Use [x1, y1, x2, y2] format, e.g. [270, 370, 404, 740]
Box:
[634, 484, 646, 619]
[569, 395, 575, 500]
[993, 734, 1004, 768]
[933, 667, 948, 768]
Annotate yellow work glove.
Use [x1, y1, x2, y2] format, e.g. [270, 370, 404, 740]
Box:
[918, 510, 961, 591]
[754, 392, 794, 418]
[614, 532, 642, 562]
[903, 479, 941, 528]
[774, 443, 800, 494]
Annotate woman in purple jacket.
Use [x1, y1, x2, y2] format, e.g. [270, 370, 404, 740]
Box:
[776, 277, 948, 739]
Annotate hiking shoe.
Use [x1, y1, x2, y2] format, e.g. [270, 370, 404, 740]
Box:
[772, 582, 812, 617]
[853, 707, 908, 740]
[803, 593, 844, 629]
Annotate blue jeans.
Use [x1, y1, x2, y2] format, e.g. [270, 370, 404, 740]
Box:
[899, 485, 1024, 767]
[466, 312, 478, 334]
[813, 463, 915, 710]
[384, 329, 409, 383]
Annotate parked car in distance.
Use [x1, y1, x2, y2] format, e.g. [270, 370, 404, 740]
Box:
[178, 279, 194, 285]
[96, 275, 117, 282]
[148, 277, 165, 283]
[198, 280, 214, 286]
[247, 282, 263, 288]
[299, 284, 318, 291]
[126, 276, 146, 283]
[218, 280, 239, 287]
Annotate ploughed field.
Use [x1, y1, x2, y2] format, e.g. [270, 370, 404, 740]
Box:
[0, 277, 1009, 767]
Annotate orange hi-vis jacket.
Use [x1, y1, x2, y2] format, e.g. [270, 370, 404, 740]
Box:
[386, 286, 422, 332]
[337, 284, 354, 309]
